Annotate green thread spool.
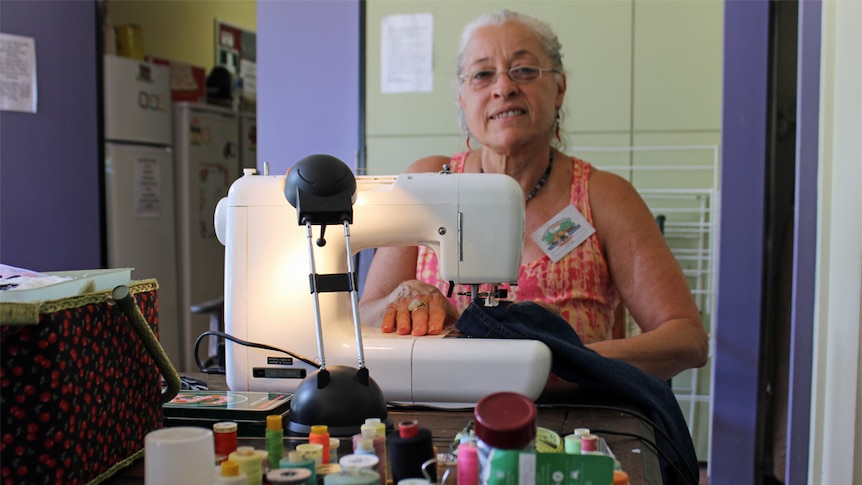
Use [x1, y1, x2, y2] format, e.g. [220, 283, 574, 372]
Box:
[228, 446, 263, 485]
[267, 415, 285, 469]
[564, 434, 581, 454]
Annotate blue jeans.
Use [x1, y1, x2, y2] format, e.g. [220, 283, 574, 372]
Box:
[456, 300, 699, 485]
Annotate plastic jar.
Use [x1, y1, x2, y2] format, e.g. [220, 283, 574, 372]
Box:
[473, 392, 537, 480]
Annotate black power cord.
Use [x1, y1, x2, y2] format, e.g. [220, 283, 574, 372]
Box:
[192, 330, 319, 374]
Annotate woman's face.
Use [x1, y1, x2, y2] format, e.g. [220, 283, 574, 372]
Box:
[458, 21, 566, 153]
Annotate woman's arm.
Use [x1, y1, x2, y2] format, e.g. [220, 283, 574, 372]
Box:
[358, 156, 460, 335]
[587, 169, 709, 380]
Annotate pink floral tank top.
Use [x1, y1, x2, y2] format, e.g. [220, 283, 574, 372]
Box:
[416, 151, 620, 344]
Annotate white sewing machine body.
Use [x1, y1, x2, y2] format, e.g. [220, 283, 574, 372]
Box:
[215, 171, 552, 406]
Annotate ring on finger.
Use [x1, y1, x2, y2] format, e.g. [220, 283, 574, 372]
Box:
[408, 298, 428, 312]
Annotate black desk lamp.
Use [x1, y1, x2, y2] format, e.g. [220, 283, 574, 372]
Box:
[283, 154, 388, 436]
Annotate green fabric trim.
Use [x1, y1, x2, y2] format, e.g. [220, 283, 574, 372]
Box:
[111, 283, 181, 404]
[85, 448, 145, 485]
[0, 279, 159, 325]
[0, 302, 39, 325]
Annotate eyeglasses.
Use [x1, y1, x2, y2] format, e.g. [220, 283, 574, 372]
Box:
[458, 66, 559, 88]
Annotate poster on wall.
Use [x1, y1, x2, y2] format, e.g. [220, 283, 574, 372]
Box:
[380, 13, 433, 94]
[215, 19, 256, 107]
[0, 33, 37, 113]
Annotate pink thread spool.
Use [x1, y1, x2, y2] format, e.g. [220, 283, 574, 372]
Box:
[580, 434, 599, 454]
[457, 442, 479, 485]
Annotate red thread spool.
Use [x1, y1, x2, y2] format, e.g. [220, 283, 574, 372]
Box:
[398, 420, 419, 439]
[213, 422, 238, 462]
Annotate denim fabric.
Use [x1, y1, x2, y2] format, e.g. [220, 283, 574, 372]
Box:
[456, 300, 699, 485]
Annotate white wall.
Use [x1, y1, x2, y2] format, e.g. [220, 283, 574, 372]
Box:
[809, 0, 862, 483]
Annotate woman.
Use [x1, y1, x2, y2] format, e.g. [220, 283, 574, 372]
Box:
[358, 10, 707, 380]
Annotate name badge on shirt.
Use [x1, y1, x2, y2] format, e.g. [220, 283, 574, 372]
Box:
[530, 204, 596, 263]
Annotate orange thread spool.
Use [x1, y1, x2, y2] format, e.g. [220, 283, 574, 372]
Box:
[309, 425, 331, 464]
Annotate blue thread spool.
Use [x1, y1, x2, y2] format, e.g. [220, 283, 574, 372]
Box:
[323, 468, 380, 484]
[279, 450, 316, 485]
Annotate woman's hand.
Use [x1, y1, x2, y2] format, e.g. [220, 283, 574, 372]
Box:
[380, 280, 459, 336]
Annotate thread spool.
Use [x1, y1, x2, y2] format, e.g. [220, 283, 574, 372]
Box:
[213, 459, 247, 485]
[279, 450, 316, 485]
[296, 443, 324, 466]
[457, 442, 478, 485]
[144, 427, 214, 485]
[387, 420, 436, 483]
[309, 425, 332, 464]
[267, 415, 286, 469]
[330, 437, 340, 465]
[323, 468, 380, 485]
[613, 469, 631, 485]
[266, 468, 313, 484]
[564, 434, 581, 454]
[339, 454, 379, 471]
[356, 419, 387, 484]
[580, 434, 599, 454]
[214, 422, 239, 463]
[354, 436, 375, 455]
[228, 446, 263, 485]
[316, 463, 341, 481]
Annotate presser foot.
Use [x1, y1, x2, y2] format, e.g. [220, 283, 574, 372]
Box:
[460, 284, 509, 307]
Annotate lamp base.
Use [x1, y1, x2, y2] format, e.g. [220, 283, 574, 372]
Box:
[287, 365, 390, 436]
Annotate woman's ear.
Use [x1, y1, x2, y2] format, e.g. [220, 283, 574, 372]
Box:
[556, 74, 567, 107]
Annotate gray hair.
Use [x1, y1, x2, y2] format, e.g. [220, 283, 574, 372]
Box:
[455, 10, 567, 147]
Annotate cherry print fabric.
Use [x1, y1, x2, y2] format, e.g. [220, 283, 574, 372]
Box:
[1, 282, 162, 484]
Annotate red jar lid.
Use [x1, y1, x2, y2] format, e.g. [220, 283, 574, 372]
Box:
[473, 392, 537, 449]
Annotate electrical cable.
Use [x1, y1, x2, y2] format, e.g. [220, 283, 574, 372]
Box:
[193, 330, 319, 373]
[194, 331, 476, 411]
[586, 428, 693, 485]
[538, 402, 699, 485]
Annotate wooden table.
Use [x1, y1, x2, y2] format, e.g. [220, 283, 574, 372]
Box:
[104, 373, 662, 484]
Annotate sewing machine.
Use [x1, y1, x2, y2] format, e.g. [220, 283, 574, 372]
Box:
[214, 166, 552, 407]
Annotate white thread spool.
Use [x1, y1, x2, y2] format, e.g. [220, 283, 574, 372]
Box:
[266, 468, 313, 484]
[144, 427, 214, 485]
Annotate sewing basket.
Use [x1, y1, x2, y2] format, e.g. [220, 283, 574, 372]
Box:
[0, 279, 178, 484]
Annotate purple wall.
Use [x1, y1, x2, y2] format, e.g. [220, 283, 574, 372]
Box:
[711, 1, 770, 482]
[0, 0, 101, 271]
[257, 0, 361, 176]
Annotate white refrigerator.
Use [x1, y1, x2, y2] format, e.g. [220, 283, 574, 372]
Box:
[174, 103, 241, 371]
[102, 54, 182, 365]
